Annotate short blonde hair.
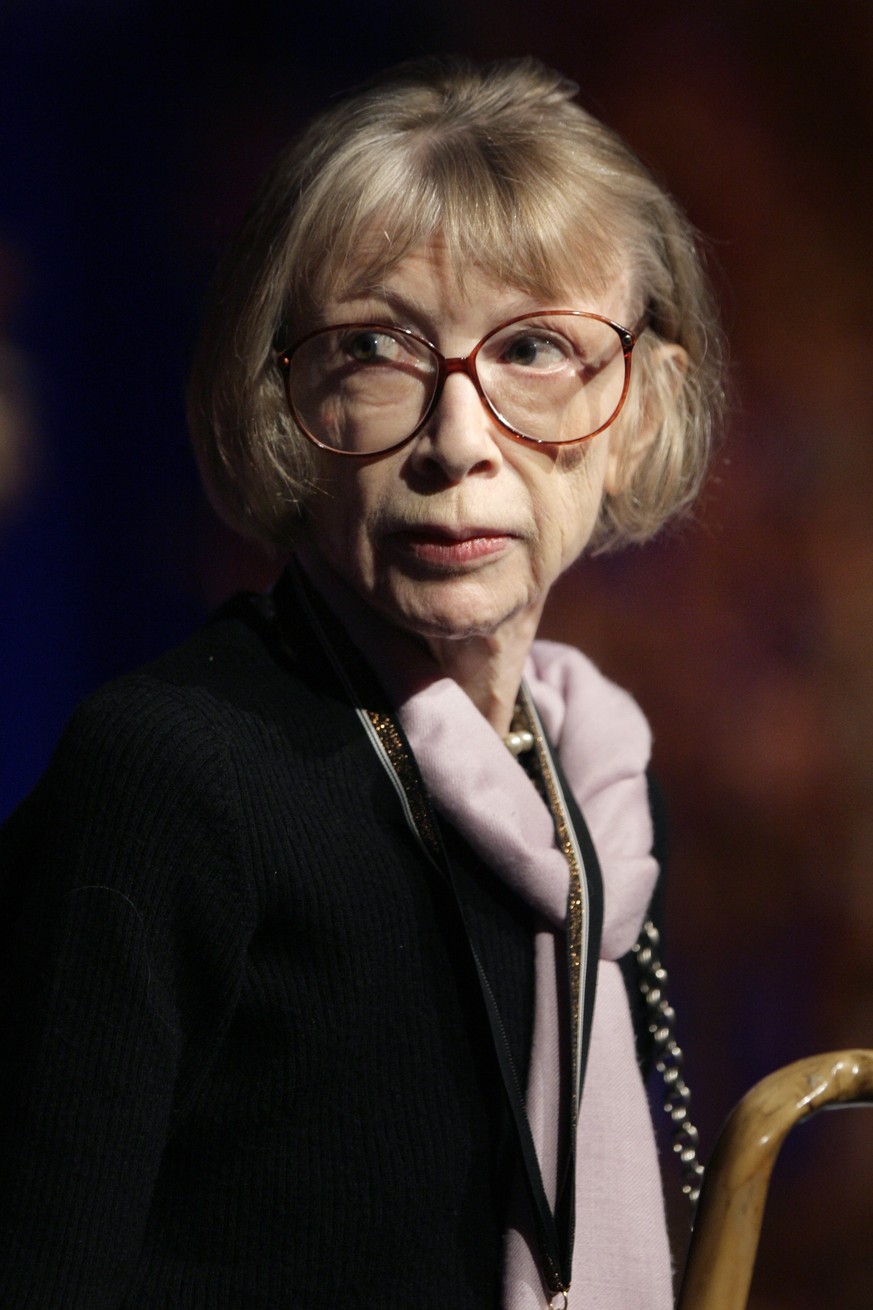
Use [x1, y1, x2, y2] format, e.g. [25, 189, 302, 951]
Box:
[188, 56, 724, 551]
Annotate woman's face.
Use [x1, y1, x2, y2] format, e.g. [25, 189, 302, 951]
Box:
[301, 239, 634, 645]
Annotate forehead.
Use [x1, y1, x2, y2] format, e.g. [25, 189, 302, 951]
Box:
[293, 146, 636, 305]
[321, 227, 631, 313]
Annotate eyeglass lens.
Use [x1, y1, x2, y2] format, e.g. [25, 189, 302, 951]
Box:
[285, 314, 629, 453]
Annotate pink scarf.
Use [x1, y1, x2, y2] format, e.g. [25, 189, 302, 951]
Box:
[294, 552, 674, 1308]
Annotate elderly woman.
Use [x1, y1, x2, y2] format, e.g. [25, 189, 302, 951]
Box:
[0, 57, 721, 1310]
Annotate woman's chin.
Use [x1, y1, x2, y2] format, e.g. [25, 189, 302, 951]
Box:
[370, 573, 534, 643]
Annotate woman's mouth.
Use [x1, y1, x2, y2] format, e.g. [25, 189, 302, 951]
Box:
[386, 527, 515, 568]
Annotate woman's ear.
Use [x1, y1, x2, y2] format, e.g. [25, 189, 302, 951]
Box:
[604, 342, 688, 495]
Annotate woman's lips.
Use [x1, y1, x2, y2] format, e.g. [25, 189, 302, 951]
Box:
[386, 527, 515, 567]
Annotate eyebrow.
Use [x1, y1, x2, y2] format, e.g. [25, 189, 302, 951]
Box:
[326, 283, 557, 333]
[330, 285, 436, 325]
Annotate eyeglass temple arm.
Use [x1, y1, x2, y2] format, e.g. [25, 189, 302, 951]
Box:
[675, 1048, 873, 1310]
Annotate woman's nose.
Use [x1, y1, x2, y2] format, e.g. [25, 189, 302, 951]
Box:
[407, 370, 502, 482]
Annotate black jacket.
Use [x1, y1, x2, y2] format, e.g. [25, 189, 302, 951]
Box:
[0, 586, 663, 1308]
[0, 592, 538, 1309]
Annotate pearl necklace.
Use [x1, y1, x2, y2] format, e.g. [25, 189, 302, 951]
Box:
[503, 700, 536, 756]
[504, 728, 535, 755]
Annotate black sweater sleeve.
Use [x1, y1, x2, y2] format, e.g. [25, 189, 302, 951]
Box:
[0, 677, 255, 1309]
[617, 769, 669, 1078]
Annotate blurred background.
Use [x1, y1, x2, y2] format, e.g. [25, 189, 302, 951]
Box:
[2, 0, 872, 1303]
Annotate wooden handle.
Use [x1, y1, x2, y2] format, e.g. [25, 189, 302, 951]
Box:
[676, 1049, 873, 1310]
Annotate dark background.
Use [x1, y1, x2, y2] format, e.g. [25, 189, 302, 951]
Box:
[2, 1, 873, 1303]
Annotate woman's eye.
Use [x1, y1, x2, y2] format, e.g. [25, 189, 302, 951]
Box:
[343, 330, 393, 363]
[501, 333, 569, 368]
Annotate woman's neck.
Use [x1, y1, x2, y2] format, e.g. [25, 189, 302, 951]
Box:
[424, 604, 543, 737]
[293, 544, 543, 738]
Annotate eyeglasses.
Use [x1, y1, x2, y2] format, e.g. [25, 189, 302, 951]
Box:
[276, 310, 641, 457]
